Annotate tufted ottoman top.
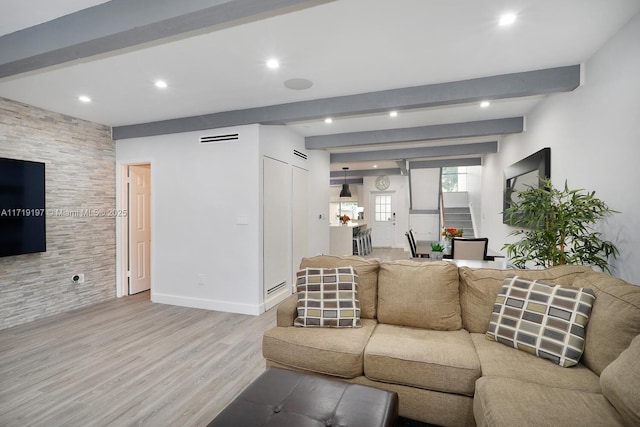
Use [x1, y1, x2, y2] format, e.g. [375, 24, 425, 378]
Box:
[208, 367, 398, 427]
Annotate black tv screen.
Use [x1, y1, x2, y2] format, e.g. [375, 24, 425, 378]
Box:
[0, 157, 46, 257]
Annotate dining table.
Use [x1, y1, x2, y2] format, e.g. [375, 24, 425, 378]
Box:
[414, 240, 505, 261]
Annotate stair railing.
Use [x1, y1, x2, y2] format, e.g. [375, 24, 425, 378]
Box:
[440, 189, 446, 229]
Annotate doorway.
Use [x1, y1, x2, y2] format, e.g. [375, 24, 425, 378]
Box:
[371, 192, 395, 247]
[128, 164, 151, 294]
[117, 163, 152, 297]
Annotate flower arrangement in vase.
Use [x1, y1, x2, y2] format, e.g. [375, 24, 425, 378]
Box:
[441, 227, 463, 254]
[441, 227, 463, 239]
[339, 215, 350, 225]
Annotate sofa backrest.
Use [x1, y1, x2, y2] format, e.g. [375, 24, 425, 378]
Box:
[458, 265, 593, 333]
[377, 260, 461, 330]
[299, 255, 380, 319]
[572, 272, 640, 375]
[600, 333, 640, 426]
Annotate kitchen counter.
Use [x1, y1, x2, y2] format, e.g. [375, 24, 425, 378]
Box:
[329, 223, 367, 256]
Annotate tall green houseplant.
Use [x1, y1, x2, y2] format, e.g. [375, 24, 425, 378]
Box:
[502, 179, 619, 272]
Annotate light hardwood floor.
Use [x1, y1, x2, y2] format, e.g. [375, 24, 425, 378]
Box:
[0, 292, 276, 427]
[0, 249, 409, 427]
[365, 247, 411, 261]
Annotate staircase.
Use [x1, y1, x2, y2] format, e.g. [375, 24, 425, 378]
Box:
[443, 206, 474, 238]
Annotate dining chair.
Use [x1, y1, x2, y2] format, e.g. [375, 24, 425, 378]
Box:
[405, 232, 418, 258]
[408, 229, 417, 250]
[450, 237, 489, 261]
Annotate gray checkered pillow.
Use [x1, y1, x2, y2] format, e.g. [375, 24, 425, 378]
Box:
[486, 275, 595, 367]
[294, 267, 361, 328]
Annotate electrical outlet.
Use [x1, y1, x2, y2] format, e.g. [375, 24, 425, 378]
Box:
[71, 273, 85, 284]
[197, 274, 205, 286]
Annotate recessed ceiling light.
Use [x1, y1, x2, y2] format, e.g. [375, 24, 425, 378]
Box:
[324, 118, 333, 124]
[499, 13, 517, 26]
[389, 111, 398, 118]
[78, 95, 91, 103]
[480, 101, 491, 108]
[155, 80, 168, 89]
[266, 59, 280, 69]
[373, 164, 378, 168]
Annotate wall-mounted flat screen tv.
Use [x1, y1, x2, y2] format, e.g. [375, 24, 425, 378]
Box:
[0, 157, 46, 257]
[503, 147, 551, 225]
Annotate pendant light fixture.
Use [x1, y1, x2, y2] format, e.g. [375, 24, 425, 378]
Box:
[339, 167, 351, 198]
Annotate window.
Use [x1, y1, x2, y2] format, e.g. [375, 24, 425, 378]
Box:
[375, 194, 392, 221]
[330, 201, 358, 224]
[442, 167, 467, 192]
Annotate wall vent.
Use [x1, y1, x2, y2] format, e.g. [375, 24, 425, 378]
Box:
[267, 281, 287, 295]
[200, 133, 239, 144]
[293, 149, 308, 160]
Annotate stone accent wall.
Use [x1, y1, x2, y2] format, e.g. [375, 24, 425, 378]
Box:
[0, 97, 116, 330]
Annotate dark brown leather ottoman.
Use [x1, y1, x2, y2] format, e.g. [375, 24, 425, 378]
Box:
[208, 367, 398, 427]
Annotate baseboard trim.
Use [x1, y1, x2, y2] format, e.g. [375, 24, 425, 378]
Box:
[151, 292, 262, 316]
[264, 287, 291, 311]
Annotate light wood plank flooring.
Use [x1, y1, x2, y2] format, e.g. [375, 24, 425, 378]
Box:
[365, 247, 411, 261]
[0, 292, 276, 427]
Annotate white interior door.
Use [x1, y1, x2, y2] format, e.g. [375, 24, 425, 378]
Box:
[371, 192, 395, 247]
[129, 164, 151, 294]
[263, 156, 290, 309]
[291, 166, 309, 290]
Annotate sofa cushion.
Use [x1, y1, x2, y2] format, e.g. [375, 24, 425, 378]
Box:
[377, 260, 461, 330]
[471, 333, 601, 393]
[473, 377, 625, 427]
[353, 376, 475, 427]
[300, 255, 379, 319]
[459, 265, 592, 333]
[601, 334, 640, 426]
[573, 272, 640, 375]
[486, 275, 595, 367]
[262, 319, 377, 379]
[364, 324, 480, 396]
[276, 294, 298, 327]
[294, 267, 361, 328]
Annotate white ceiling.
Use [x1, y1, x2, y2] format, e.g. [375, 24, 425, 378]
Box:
[1, 0, 639, 172]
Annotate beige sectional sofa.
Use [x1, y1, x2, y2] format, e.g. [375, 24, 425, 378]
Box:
[262, 255, 640, 426]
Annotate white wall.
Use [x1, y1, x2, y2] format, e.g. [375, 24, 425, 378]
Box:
[307, 153, 330, 256]
[481, 13, 640, 284]
[116, 125, 262, 314]
[442, 192, 468, 208]
[466, 165, 483, 236]
[115, 124, 330, 314]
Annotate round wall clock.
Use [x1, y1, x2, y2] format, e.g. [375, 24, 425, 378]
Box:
[375, 175, 390, 190]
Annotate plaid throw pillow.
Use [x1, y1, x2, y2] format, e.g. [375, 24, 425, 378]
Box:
[486, 275, 595, 367]
[294, 267, 361, 328]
